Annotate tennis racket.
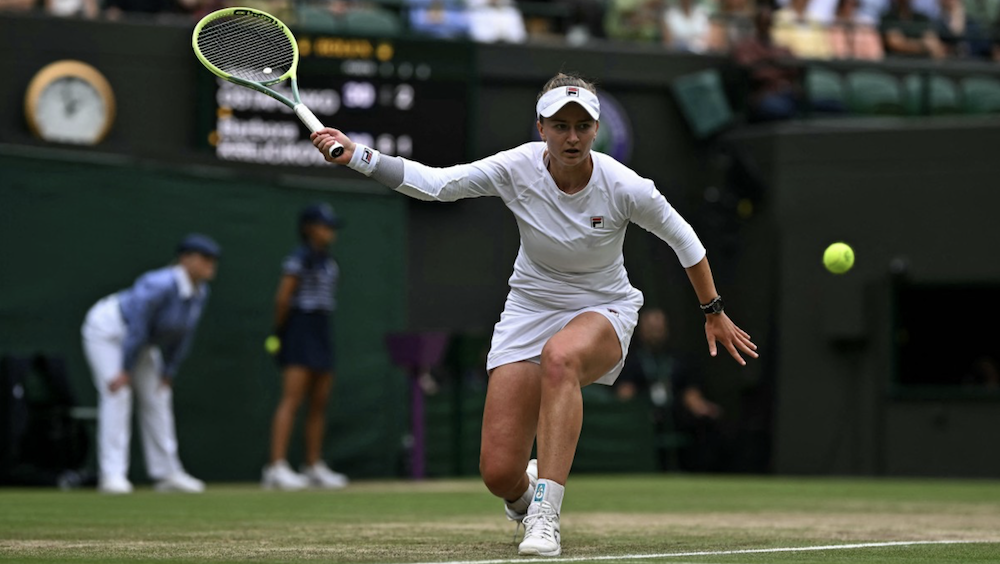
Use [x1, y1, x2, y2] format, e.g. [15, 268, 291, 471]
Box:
[192, 7, 344, 158]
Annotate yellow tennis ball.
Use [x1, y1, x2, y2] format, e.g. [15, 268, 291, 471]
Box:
[264, 335, 281, 355]
[823, 242, 855, 274]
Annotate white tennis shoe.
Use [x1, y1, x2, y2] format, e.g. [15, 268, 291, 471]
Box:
[518, 500, 561, 556]
[155, 471, 205, 493]
[301, 461, 349, 489]
[262, 460, 309, 491]
[98, 475, 133, 495]
[504, 459, 538, 522]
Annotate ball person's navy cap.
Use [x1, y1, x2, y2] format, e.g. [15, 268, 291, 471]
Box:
[536, 86, 600, 120]
[176, 233, 222, 258]
[299, 202, 342, 228]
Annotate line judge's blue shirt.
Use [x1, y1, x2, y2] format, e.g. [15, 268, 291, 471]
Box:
[283, 245, 338, 313]
[116, 265, 209, 378]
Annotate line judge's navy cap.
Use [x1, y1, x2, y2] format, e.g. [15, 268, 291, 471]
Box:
[299, 203, 342, 228]
[176, 233, 221, 258]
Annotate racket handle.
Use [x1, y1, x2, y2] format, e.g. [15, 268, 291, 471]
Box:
[294, 104, 345, 158]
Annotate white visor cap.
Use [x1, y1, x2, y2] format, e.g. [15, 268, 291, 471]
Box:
[536, 86, 600, 121]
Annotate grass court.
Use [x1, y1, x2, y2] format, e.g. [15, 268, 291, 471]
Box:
[2, 474, 998, 564]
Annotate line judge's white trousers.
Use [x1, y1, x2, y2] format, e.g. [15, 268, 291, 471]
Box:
[81, 295, 183, 482]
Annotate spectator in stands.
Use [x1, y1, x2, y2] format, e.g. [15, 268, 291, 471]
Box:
[407, 0, 469, 39]
[829, 0, 885, 59]
[775, 0, 837, 24]
[707, 0, 756, 52]
[605, 0, 664, 42]
[773, 0, 835, 59]
[732, 4, 803, 121]
[45, 0, 98, 18]
[104, 0, 197, 20]
[662, 0, 711, 53]
[880, 0, 947, 58]
[562, 0, 608, 45]
[0, 0, 36, 11]
[81, 234, 219, 494]
[615, 308, 722, 470]
[934, 0, 993, 58]
[467, 0, 527, 43]
[967, 0, 1000, 27]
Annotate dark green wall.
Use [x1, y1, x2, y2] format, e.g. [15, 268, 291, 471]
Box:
[729, 117, 1000, 477]
[0, 149, 408, 480]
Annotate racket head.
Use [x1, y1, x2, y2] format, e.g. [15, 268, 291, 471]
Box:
[192, 7, 298, 87]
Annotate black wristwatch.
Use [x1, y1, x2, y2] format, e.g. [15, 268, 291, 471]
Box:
[700, 295, 725, 315]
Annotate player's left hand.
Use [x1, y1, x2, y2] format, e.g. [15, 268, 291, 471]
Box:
[705, 312, 758, 366]
[311, 128, 353, 165]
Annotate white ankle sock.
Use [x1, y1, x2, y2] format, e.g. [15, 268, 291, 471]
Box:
[530, 479, 565, 513]
[506, 483, 534, 514]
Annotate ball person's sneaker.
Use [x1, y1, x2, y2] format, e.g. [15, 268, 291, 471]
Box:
[261, 460, 309, 491]
[301, 461, 349, 489]
[504, 459, 538, 522]
[518, 500, 561, 556]
[154, 471, 205, 493]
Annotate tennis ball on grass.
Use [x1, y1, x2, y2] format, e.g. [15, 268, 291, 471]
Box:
[823, 242, 855, 274]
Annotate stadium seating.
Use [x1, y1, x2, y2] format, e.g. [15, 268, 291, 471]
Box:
[961, 76, 1000, 114]
[846, 70, 903, 115]
[903, 74, 961, 116]
[806, 66, 847, 111]
[671, 69, 734, 139]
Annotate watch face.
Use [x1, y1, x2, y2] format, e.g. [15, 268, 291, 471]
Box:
[34, 77, 108, 144]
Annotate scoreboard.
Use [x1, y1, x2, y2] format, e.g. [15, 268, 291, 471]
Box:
[199, 35, 474, 168]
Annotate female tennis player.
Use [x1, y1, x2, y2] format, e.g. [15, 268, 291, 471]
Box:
[312, 73, 757, 556]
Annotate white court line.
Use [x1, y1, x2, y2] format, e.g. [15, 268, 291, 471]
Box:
[408, 539, 996, 564]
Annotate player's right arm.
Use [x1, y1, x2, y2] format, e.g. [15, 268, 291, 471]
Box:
[311, 128, 508, 202]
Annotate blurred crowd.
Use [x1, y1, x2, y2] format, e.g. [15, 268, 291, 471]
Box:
[1, 0, 998, 61]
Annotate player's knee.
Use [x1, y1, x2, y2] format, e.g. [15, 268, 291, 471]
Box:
[479, 455, 522, 497]
[539, 343, 581, 387]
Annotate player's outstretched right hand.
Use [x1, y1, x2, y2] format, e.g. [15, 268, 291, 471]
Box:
[311, 128, 353, 165]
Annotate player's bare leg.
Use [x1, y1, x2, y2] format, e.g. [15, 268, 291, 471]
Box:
[521, 312, 622, 556]
[480, 361, 542, 522]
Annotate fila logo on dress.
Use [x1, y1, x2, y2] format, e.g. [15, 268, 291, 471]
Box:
[590, 216, 604, 228]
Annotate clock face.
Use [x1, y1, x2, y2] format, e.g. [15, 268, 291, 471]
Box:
[25, 61, 116, 146]
[34, 77, 108, 144]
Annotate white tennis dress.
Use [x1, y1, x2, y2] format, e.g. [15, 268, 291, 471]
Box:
[396, 142, 706, 384]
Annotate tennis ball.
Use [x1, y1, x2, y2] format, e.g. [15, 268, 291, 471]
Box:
[263, 67, 273, 74]
[823, 242, 855, 274]
[264, 335, 281, 355]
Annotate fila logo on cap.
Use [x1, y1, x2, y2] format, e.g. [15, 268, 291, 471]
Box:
[567, 86, 579, 97]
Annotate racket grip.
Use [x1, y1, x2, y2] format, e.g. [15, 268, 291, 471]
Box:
[294, 104, 344, 158]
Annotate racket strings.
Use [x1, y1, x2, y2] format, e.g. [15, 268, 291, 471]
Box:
[196, 14, 295, 83]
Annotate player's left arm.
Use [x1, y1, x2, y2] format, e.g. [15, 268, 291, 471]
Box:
[627, 180, 757, 365]
[684, 257, 758, 366]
